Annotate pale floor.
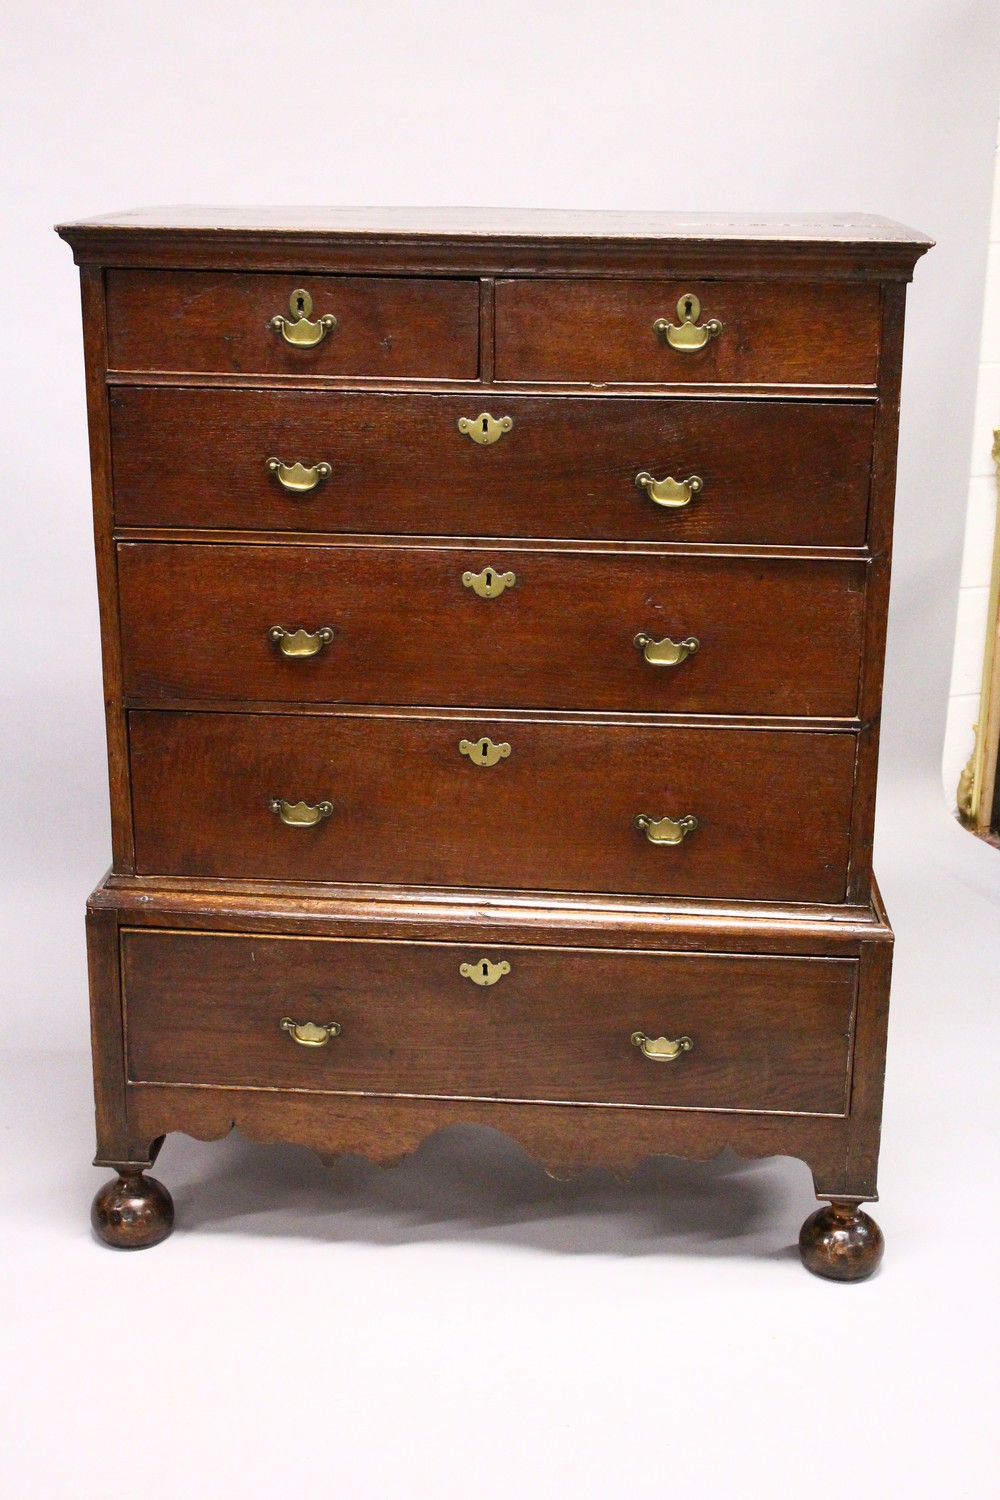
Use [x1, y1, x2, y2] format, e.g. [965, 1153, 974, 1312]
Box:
[0, 776, 997, 1500]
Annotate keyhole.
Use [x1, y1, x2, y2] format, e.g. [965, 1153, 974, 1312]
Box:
[481, 742, 488, 760]
[684, 297, 693, 319]
[485, 570, 493, 592]
[295, 293, 306, 315]
[481, 962, 489, 978]
[482, 416, 489, 434]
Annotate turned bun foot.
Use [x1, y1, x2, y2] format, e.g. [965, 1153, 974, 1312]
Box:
[91, 1171, 174, 1249]
[799, 1200, 884, 1281]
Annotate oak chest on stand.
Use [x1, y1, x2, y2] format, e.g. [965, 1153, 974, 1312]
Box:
[57, 208, 931, 1277]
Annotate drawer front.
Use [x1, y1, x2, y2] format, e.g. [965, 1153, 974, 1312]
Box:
[129, 711, 856, 903]
[494, 279, 881, 386]
[105, 270, 480, 379]
[118, 542, 866, 718]
[122, 930, 856, 1115]
[109, 386, 875, 548]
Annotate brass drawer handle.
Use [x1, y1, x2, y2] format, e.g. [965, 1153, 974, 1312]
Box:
[281, 1018, 341, 1047]
[631, 1030, 693, 1062]
[652, 293, 722, 351]
[459, 736, 511, 767]
[634, 632, 699, 667]
[269, 797, 334, 827]
[462, 567, 516, 599]
[635, 471, 703, 509]
[268, 288, 337, 347]
[634, 812, 699, 845]
[460, 958, 511, 986]
[457, 412, 513, 445]
[266, 457, 333, 493]
[268, 625, 334, 658]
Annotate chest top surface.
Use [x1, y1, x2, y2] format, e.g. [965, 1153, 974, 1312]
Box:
[56, 206, 932, 279]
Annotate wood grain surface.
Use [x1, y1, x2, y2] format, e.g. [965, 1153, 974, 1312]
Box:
[122, 929, 857, 1114]
[127, 710, 858, 902]
[494, 278, 881, 386]
[63, 208, 930, 1234]
[109, 386, 876, 546]
[105, 270, 480, 378]
[117, 540, 867, 718]
[58, 207, 932, 282]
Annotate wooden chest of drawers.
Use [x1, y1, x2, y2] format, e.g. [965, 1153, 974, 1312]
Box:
[58, 207, 931, 1278]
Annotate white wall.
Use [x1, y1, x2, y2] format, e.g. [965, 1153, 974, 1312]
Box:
[1, 0, 999, 1038]
[943, 108, 1000, 805]
[3, 10, 1000, 1498]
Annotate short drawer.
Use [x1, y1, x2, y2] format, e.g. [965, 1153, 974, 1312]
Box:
[105, 270, 480, 379]
[118, 542, 866, 719]
[494, 279, 881, 386]
[122, 930, 857, 1115]
[110, 386, 875, 547]
[128, 711, 857, 904]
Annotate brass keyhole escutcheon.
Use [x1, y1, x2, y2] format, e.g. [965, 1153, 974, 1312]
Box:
[652, 293, 723, 352]
[462, 567, 516, 599]
[457, 412, 513, 445]
[459, 958, 511, 987]
[459, 737, 511, 767]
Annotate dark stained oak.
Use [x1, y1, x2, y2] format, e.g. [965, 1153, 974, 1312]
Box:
[92, 871, 896, 1197]
[80, 270, 135, 870]
[57, 207, 933, 280]
[58, 206, 933, 243]
[92, 1170, 174, 1249]
[116, 541, 867, 718]
[494, 278, 881, 386]
[61, 208, 930, 1262]
[92, 870, 893, 959]
[799, 1201, 884, 1281]
[108, 386, 877, 548]
[105, 270, 480, 379]
[122, 930, 857, 1114]
[127, 709, 858, 903]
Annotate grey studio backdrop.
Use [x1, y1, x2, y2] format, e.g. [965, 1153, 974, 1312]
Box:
[4, 5, 1000, 1498]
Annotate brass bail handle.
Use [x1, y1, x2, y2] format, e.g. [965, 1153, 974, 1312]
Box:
[280, 1018, 341, 1047]
[269, 797, 334, 827]
[268, 625, 335, 659]
[653, 293, 722, 352]
[266, 457, 333, 493]
[634, 812, 699, 845]
[631, 1031, 694, 1062]
[635, 471, 704, 509]
[269, 288, 337, 347]
[634, 632, 699, 667]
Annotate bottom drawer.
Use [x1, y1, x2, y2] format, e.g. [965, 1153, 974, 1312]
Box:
[123, 930, 857, 1115]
